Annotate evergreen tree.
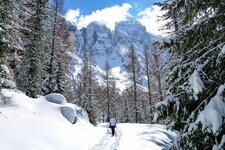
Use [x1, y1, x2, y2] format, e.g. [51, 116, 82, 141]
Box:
[47, 0, 68, 94]
[0, 0, 12, 60]
[155, 0, 225, 149]
[19, 0, 49, 98]
[0, 0, 20, 89]
[78, 48, 97, 124]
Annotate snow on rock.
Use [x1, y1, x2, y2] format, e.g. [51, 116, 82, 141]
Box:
[189, 84, 225, 134]
[45, 93, 67, 105]
[188, 70, 204, 99]
[0, 89, 106, 150]
[60, 106, 77, 124]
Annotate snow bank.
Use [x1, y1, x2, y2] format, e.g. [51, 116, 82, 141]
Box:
[189, 85, 225, 134]
[0, 89, 106, 150]
[118, 124, 177, 150]
[45, 93, 67, 104]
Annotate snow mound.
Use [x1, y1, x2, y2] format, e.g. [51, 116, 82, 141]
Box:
[60, 106, 77, 124]
[45, 93, 67, 105]
[0, 89, 106, 150]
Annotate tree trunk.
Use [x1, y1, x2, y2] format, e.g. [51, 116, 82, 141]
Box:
[131, 45, 138, 123]
[48, 0, 58, 93]
[153, 53, 163, 101]
[144, 48, 152, 123]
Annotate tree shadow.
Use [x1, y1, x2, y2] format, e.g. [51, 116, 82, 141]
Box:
[139, 128, 176, 149]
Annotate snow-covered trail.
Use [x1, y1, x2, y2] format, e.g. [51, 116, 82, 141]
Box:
[90, 128, 121, 150]
[90, 123, 176, 150]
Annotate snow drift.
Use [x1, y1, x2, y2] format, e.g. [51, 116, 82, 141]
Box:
[0, 89, 105, 150]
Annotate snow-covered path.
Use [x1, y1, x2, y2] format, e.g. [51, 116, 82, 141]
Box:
[90, 123, 176, 150]
[90, 128, 121, 150]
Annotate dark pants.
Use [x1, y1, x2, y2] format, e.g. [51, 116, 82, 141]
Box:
[111, 126, 115, 136]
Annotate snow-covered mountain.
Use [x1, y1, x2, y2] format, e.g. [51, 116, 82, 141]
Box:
[72, 18, 160, 90]
[77, 19, 157, 69]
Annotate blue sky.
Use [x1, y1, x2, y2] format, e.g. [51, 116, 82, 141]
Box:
[64, 0, 166, 36]
[64, 0, 162, 16]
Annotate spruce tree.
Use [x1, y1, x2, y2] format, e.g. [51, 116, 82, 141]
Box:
[78, 49, 97, 124]
[0, 0, 12, 88]
[19, 0, 49, 98]
[0, 0, 21, 89]
[155, 0, 225, 149]
[47, 0, 67, 94]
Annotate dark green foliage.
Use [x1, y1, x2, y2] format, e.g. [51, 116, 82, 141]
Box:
[18, 0, 49, 98]
[0, 0, 18, 89]
[155, 0, 225, 149]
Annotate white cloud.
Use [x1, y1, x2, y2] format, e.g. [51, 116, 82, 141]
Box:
[137, 5, 168, 37]
[65, 9, 80, 23]
[65, 4, 169, 36]
[65, 3, 132, 31]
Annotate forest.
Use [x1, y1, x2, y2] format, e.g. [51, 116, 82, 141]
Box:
[1, 0, 225, 149]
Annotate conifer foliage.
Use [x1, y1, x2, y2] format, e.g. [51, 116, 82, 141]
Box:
[155, 0, 225, 149]
[0, 0, 18, 89]
[19, 0, 49, 98]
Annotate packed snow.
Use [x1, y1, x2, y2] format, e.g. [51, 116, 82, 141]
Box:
[0, 89, 176, 150]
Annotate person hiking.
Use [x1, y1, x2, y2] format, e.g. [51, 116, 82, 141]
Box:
[109, 117, 117, 136]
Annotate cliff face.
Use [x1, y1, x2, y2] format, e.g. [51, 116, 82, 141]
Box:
[72, 19, 159, 90]
[77, 19, 157, 69]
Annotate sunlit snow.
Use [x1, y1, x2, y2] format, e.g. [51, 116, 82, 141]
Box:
[0, 89, 176, 150]
[188, 70, 204, 99]
[189, 84, 225, 134]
